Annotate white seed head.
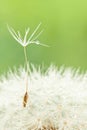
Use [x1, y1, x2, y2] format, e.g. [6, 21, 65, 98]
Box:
[0, 66, 87, 130]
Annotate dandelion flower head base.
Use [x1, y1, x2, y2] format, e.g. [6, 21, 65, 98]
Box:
[0, 66, 87, 130]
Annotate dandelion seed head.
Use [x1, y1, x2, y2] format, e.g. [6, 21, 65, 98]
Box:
[0, 66, 87, 130]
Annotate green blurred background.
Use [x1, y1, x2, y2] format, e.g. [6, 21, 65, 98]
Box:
[0, 0, 87, 74]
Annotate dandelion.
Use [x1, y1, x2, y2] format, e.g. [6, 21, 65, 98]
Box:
[7, 23, 48, 107]
[0, 66, 87, 130]
[1, 24, 86, 129]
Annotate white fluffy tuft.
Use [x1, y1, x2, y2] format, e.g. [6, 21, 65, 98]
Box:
[0, 66, 87, 130]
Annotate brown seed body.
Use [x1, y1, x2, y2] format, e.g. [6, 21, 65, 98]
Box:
[23, 92, 28, 107]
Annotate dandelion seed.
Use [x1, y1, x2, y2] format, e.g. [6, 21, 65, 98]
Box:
[8, 23, 48, 107]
